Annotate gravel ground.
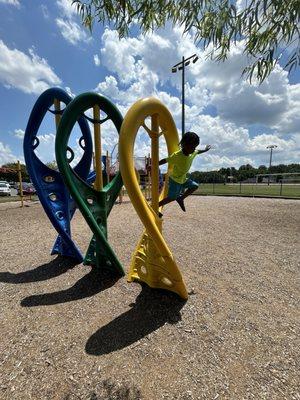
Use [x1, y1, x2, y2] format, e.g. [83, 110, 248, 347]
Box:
[0, 196, 299, 400]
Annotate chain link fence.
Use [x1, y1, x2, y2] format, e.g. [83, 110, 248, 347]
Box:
[195, 182, 300, 198]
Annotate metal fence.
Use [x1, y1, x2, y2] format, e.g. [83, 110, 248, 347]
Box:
[195, 183, 300, 198]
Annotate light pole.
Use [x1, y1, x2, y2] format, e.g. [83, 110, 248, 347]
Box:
[171, 54, 199, 137]
[266, 145, 277, 185]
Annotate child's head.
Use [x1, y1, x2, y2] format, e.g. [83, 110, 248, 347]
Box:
[179, 131, 200, 154]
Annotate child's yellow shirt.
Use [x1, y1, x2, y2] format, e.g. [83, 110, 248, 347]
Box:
[166, 150, 198, 184]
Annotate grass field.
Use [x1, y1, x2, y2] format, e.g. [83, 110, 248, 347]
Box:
[1, 185, 299, 204]
[196, 183, 300, 198]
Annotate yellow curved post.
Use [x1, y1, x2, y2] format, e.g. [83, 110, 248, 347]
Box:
[151, 115, 159, 212]
[93, 105, 103, 191]
[119, 98, 188, 300]
[17, 160, 24, 208]
[54, 98, 61, 128]
[106, 150, 110, 184]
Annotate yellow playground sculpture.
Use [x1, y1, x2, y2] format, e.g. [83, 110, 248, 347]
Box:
[119, 98, 188, 300]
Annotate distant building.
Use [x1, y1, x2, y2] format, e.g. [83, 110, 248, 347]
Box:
[242, 177, 257, 183]
[262, 176, 276, 183]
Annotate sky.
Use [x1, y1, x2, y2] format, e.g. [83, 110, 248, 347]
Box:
[0, 0, 299, 172]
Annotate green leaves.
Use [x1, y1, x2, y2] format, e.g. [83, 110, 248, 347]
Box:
[72, 0, 300, 84]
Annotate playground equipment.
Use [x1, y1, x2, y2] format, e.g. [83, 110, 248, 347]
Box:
[55, 92, 125, 276]
[24, 88, 187, 294]
[113, 155, 159, 203]
[24, 87, 93, 262]
[119, 98, 188, 299]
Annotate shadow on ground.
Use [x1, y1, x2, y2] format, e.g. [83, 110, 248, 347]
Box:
[0, 255, 77, 284]
[20, 268, 119, 307]
[85, 283, 186, 356]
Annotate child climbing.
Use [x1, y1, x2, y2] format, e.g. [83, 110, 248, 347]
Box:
[158, 131, 211, 214]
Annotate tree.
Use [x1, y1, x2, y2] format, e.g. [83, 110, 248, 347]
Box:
[239, 164, 254, 171]
[73, 0, 300, 82]
[258, 164, 267, 171]
[1, 163, 30, 182]
[189, 163, 300, 183]
[46, 160, 58, 171]
[287, 163, 300, 173]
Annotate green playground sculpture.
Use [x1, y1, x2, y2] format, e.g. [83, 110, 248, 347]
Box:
[55, 92, 125, 277]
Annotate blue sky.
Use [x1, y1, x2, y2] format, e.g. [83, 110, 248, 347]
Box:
[0, 0, 299, 171]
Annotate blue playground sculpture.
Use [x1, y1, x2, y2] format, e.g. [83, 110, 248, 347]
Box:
[23, 87, 93, 262]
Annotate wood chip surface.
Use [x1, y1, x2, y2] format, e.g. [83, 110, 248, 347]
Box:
[0, 196, 299, 400]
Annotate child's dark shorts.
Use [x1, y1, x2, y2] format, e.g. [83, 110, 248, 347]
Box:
[168, 177, 199, 200]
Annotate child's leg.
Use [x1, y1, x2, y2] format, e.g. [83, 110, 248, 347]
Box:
[180, 185, 198, 199]
[181, 179, 199, 199]
[176, 180, 199, 211]
[158, 178, 182, 211]
[159, 196, 175, 207]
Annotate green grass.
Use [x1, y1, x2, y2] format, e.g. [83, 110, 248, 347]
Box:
[195, 184, 300, 198]
[1, 185, 299, 204]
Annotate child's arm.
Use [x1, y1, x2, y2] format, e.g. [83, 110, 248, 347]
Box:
[159, 158, 167, 165]
[197, 144, 211, 154]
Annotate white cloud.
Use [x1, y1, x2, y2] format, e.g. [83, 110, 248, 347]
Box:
[236, 0, 247, 13]
[0, 141, 18, 165]
[14, 129, 25, 139]
[271, 83, 300, 133]
[200, 154, 254, 171]
[138, 28, 178, 83]
[94, 54, 100, 66]
[40, 4, 49, 19]
[95, 73, 157, 106]
[247, 133, 294, 152]
[0, 0, 20, 7]
[33, 130, 94, 167]
[56, 19, 91, 45]
[189, 115, 299, 169]
[56, 0, 77, 18]
[65, 86, 75, 98]
[0, 40, 61, 94]
[93, 27, 300, 169]
[34, 133, 56, 163]
[98, 25, 200, 88]
[189, 42, 299, 134]
[100, 30, 141, 84]
[55, 0, 91, 45]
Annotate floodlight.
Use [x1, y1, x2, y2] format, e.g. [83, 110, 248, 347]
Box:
[171, 67, 177, 73]
[193, 56, 199, 63]
[184, 60, 190, 66]
[178, 65, 183, 70]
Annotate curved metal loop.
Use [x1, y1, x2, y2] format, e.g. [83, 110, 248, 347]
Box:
[23, 87, 93, 263]
[48, 108, 65, 115]
[119, 97, 188, 299]
[67, 146, 75, 163]
[32, 136, 40, 149]
[82, 113, 110, 124]
[79, 136, 85, 150]
[55, 92, 124, 275]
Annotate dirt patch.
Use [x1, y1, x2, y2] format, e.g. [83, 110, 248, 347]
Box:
[0, 196, 299, 399]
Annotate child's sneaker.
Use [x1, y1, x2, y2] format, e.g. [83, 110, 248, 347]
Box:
[176, 196, 186, 212]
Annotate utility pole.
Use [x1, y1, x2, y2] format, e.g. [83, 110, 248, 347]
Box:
[266, 145, 277, 186]
[171, 54, 199, 137]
